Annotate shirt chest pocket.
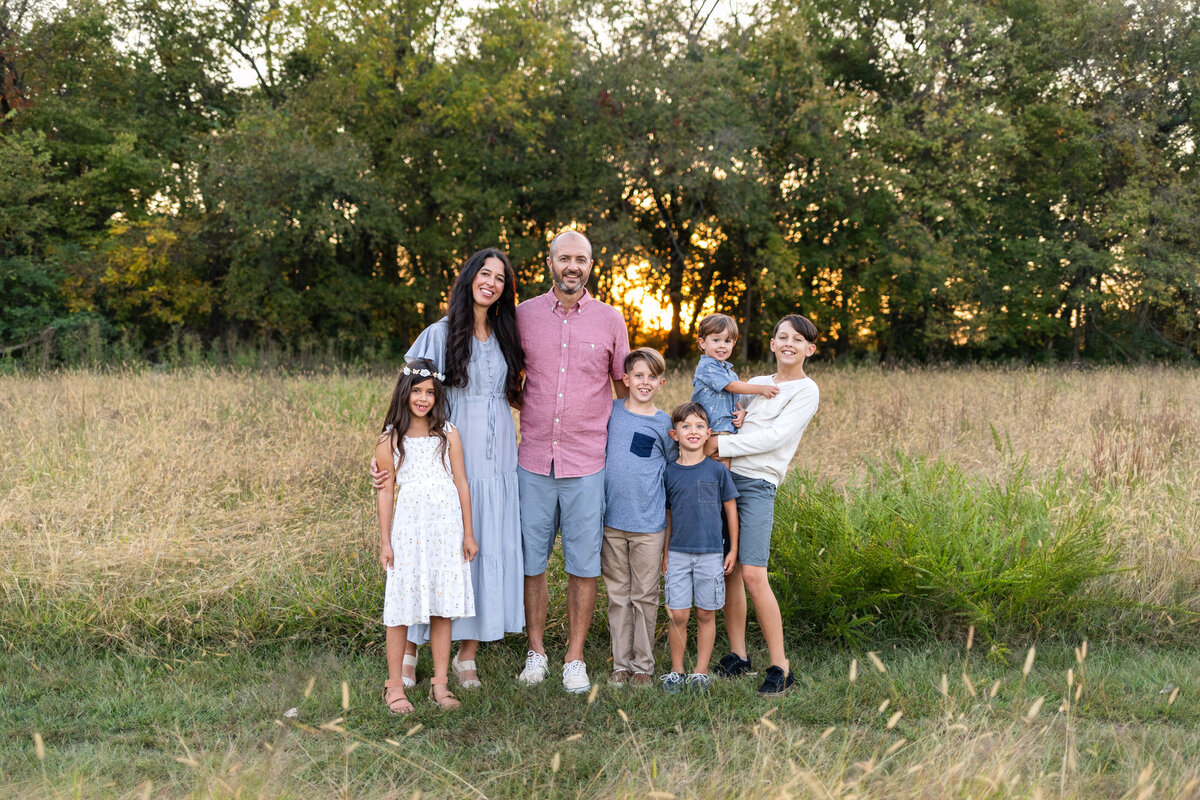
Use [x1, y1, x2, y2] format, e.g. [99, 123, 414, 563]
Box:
[629, 432, 655, 458]
[572, 340, 607, 371]
[697, 480, 720, 505]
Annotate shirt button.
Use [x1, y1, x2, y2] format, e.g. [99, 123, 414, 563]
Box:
[553, 440, 558, 445]
[554, 418, 559, 423]
[562, 343, 567, 348]
[562, 319, 567, 325]
[560, 367, 565, 373]
[558, 393, 563, 398]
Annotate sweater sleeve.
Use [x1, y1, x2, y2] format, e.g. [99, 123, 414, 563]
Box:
[716, 380, 819, 459]
[405, 319, 449, 373]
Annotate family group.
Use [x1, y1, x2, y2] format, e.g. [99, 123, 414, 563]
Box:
[368, 230, 820, 714]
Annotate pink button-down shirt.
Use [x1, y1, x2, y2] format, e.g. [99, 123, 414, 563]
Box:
[516, 289, 630, 478]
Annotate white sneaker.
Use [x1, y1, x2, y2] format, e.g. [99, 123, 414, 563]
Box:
[518, 650, 549, 685]
[562, 659, 591, 694]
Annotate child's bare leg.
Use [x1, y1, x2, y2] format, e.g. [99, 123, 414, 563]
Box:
[429, 617, 451, 683]
[742, 565, 788, 671]
[723, 563, 748, 659]
[428, 617, 461, 708]
[667, 607, 691, 674]
[694, 608, 716, 674]
[386, 625, 410, 683]
[383, 624, 414, 711]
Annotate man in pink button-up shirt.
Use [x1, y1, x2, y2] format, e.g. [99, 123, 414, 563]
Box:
[514, 230, 630, 694]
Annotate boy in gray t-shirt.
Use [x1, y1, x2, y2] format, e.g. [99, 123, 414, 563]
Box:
[601, 348, 675, 686]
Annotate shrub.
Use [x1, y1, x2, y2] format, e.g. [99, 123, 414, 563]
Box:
[770, 456, 1121, 647]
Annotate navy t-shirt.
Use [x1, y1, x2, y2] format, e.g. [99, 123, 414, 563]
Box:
[664, 457, 739, 553]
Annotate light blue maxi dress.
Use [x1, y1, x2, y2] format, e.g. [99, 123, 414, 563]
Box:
[405, 319, 525, 643]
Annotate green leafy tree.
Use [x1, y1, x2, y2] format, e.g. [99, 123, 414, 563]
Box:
[196, 107, 407, 344]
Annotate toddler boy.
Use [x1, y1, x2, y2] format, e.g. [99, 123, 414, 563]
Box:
[601, 348, 675, 686]
[691, 314, 779, 466]
[659, 402, 738, 693]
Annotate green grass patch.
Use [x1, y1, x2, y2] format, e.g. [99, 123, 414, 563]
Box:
[4, 640, 1199, 798]
[773, 456, 1128, 647]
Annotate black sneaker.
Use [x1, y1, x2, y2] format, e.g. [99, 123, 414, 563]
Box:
[713, 652, 752, 678]
[756, 665, 795, 697]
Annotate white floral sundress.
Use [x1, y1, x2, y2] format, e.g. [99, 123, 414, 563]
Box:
[382, 425, 475, 627]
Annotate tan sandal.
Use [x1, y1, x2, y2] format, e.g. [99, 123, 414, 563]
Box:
[382, 678, 414, 715]
[428, 676, 461, 710]
[452, 654, 482, 689]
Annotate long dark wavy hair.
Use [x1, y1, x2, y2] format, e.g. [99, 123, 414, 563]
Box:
[444, 248, 525, 405]
[380, 358, 450, 470]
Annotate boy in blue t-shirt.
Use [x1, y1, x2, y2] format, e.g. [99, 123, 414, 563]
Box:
[601, 348, 676, 686]
[660, 402, 739, 693]
[691, 314, 779, 467]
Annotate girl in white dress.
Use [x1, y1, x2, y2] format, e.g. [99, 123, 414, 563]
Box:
[375, 358, 478, 713]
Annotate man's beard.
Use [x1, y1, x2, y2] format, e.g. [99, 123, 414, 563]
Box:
[553, 271, 586, 294]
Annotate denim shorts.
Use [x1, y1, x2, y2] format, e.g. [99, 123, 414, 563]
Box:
[519, 465, 605, 578]
[664, 551, 726, 611]
[731, 473, 777, 567]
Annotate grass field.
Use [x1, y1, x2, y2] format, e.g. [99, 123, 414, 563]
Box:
[3, 364, 1200, 797]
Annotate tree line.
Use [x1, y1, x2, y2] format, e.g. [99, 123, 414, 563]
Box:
[2, 0, 1198, 363]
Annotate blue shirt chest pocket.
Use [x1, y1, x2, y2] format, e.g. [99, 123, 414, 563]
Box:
[697, 480, 720, 504]
[629, 432, 656, 458]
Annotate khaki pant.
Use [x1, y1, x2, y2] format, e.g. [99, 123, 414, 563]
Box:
[601, 525, 666, 675]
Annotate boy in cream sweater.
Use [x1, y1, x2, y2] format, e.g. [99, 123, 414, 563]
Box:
[704, 314, 820, 697]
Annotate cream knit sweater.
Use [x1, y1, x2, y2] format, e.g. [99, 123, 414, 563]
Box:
[716, 375, 819, 487]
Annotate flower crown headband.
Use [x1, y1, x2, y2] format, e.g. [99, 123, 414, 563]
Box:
[403, 365, 445, 381]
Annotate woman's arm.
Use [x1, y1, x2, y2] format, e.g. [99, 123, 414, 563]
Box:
[375, 435, 397, 570]
[447, 428, 478, 562]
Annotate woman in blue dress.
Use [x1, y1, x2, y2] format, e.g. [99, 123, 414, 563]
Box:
[374, 248, 526, 689]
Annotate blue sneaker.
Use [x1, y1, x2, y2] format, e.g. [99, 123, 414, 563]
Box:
[685, 673, 711, 692]
[659, 672, 684, 694]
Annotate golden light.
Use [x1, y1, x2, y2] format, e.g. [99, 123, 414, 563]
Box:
[607, 259, 716, 339]
[610, 260, 674, 332]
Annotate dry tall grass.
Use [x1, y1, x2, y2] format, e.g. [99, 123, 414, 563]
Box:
[5, 365, 1200, 799]
[2, 365, 1198, 646]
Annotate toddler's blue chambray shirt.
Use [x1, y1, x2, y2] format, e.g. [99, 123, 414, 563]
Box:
[691, 354, 741, 434]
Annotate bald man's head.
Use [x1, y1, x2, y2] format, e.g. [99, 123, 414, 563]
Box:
[548, 230, 592, 262]
[547, 230, 594, 297]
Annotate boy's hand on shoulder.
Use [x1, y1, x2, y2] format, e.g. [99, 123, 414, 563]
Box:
[661, 553, 669, 575]
[463, 534, 479, 562]
[723, 552, 736, 575]
[758, 383, 780, 399]
[380, 542, 394, 571]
